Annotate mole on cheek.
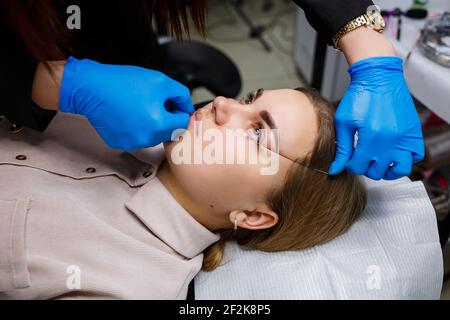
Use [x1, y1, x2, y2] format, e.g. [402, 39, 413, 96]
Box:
[209, 205, 215, 209]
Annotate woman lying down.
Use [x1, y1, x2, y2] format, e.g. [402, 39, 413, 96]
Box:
[0, 87, 366, 299]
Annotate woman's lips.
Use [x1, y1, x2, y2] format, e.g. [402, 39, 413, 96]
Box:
[194, 110, 203, 121]
[189, 110, 203, 136]
[190, 110, 203, 124]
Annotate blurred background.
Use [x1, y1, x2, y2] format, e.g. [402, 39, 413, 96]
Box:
[184, 0, 302, 104]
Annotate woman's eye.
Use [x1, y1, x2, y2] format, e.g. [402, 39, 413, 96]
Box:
[242, 89, 263, 105]
[245, 92, 255, 104]
[251, 125, 264, 143]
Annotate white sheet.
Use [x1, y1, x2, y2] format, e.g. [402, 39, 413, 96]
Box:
[195, 177, 444, 299]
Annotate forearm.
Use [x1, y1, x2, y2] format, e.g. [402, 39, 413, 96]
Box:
[32, 60, 66, 111]
[293, 0, 375, 45]
[339, 27, 396, 65]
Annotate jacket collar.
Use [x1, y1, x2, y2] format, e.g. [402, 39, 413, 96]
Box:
[125, 177, 220, 259]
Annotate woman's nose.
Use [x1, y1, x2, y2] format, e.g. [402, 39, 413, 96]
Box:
[212, 96, 246, 126]
[212, 96, 231, 125]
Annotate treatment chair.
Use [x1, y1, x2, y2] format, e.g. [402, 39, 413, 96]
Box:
[154, 8, 242, 99]
[160, 40, 242, 99]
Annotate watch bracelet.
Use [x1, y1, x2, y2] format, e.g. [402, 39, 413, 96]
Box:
[332, 14, 369, 51]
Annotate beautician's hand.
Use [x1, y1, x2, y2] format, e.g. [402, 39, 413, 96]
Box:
[328, 56, 425, 180]
[59, 56, 193, 151]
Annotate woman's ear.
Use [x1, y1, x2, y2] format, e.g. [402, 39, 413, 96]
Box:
[229, 204, 279, 231]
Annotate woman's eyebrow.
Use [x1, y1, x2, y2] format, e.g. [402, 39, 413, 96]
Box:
[251, 89, 277, 130]
[259, 110, 277, 130]
[253, 88, 264, 101]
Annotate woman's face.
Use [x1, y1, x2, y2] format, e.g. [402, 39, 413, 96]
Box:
[163, 89, 319, 222]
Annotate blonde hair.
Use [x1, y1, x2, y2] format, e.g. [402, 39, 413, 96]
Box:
[202, 87, 367, 272]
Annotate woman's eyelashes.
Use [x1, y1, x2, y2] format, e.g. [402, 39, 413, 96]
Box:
[252, 125, 264, 144]
[239, 89, 265, 145]
[243, 88, 261, 104]
[244, 91, 256, 105]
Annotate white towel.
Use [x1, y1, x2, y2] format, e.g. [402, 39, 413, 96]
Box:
[195, 177, 443, 299]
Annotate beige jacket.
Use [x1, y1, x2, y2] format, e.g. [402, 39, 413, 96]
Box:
[0, 113, 219, 300]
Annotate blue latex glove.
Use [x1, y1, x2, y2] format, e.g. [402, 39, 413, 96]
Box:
[328, 56, 424, 180]
[59, 56, 194, 151]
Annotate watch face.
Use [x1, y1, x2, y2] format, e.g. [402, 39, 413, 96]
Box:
[366, 5, 386, 29]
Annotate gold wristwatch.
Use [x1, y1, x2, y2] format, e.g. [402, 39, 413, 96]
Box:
[332, 5, 386, 51]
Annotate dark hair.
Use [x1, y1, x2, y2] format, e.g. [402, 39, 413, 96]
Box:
[0, 0, 207, 61]
[202, 87, 367, 271]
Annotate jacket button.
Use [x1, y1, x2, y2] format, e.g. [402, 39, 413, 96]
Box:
[16, 155, 27, 161]
[143, 169, 153, 178]
[9, 124, 24, 134]
[85, 167, 96, 174]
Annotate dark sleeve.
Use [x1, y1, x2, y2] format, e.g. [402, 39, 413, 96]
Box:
[0, 15, 57, 131]
[293, 0, 374, 45]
